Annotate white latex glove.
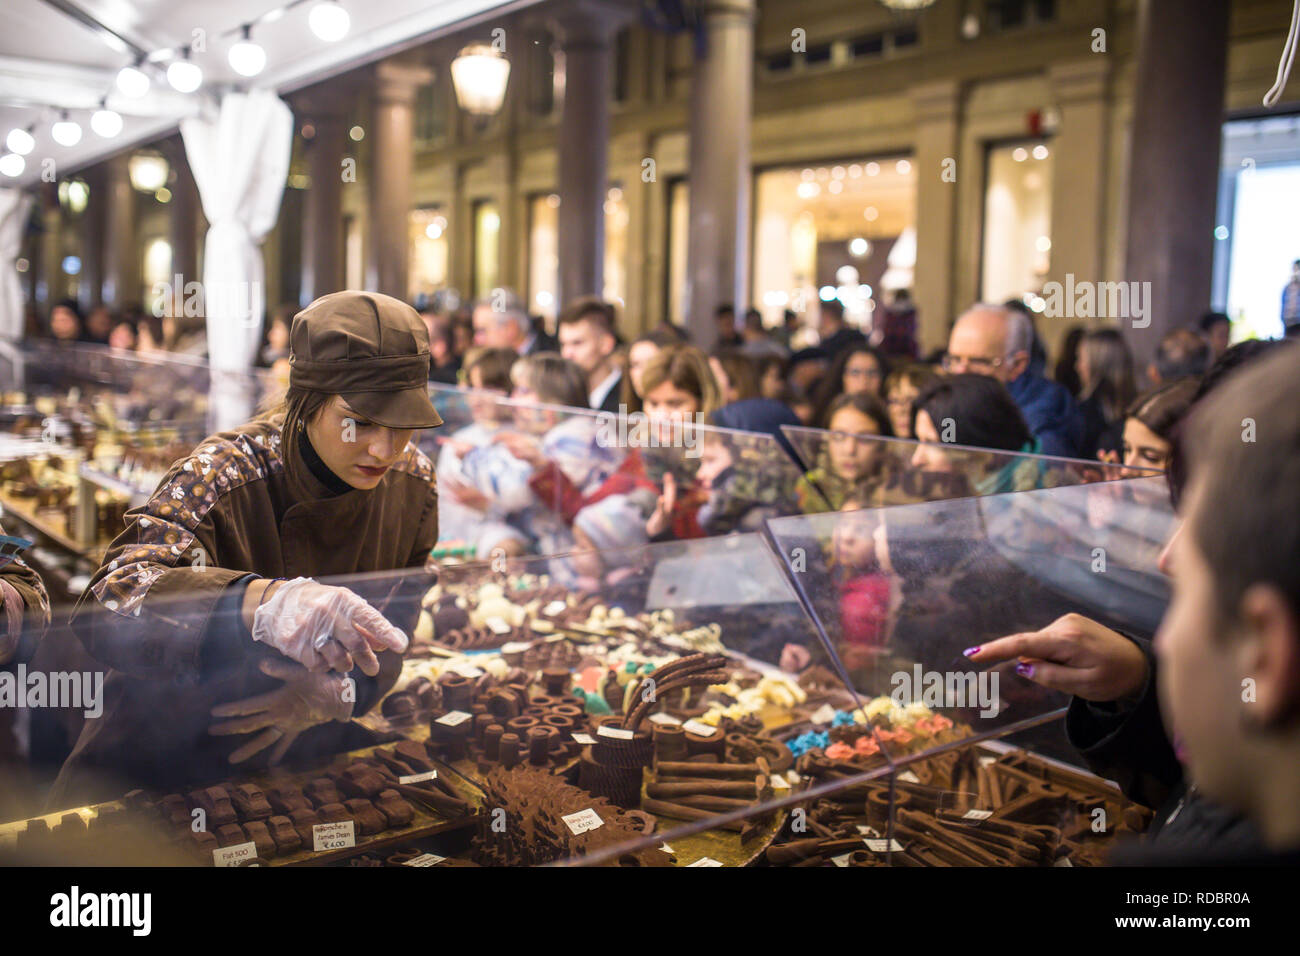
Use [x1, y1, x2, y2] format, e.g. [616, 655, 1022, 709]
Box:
[209, 658, 356, 764]
[251, 577, 408, 676]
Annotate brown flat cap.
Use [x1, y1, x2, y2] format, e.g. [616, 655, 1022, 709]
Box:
[290, 291, 442, 429]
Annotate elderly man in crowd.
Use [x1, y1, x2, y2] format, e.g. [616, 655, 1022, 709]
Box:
[471, 290, 556, 356]
[944, 303, 1084, 458]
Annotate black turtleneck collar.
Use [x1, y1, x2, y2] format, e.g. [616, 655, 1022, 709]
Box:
[297, 424, 354, 496]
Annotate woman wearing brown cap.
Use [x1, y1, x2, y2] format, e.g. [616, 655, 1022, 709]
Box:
[50, 292, 443, 807]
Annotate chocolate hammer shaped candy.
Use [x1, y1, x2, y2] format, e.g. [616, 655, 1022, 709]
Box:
[392, 739, 438, 772]
[230, 783, 273, 821]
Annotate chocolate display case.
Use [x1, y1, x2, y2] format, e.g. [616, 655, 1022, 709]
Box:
[0, 531, 863, 866]
[425, 383, 828, 566]
[566, 475, 1175, 865]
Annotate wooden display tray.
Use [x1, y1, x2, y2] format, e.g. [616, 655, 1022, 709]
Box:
[0, 490, 104, 562]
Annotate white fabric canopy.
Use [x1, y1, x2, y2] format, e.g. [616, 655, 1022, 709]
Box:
[181, 91, 293, 373]
[0, 189, 32, 342]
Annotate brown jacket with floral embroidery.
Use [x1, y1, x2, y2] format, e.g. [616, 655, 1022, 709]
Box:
[49, 416, 437, 808]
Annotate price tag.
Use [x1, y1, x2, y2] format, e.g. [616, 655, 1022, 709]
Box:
[212, 841, 258, 867]
[399, 770, 438, 785]
[544, 601, 567, 616]
[682, 719, 716, 737]
[501, 641, 532, 655]
[449, 664, 484, 679]
[597, 725, 634, 740]
[313, 821, 356, 852]
[687, 857, 723, 867]
[855, 825, 879, 837]
[962, 809, 993, 821]
[898, 770, 921, 784]
[810, 704, 837, 725]
[648, 712, 682, 726]
[864, 838, 904, 854]
[831, 853, 853, 868]
[571, 733, 596, 745]
[403, 853, 447, 867]
[562, 808, 604, 835]
[485, 617, 512, 635]
[436, 710, 472, 727]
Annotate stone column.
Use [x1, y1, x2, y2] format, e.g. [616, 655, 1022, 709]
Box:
[366, 60, 433, 298]
[1122, 0, 1229, 366]
[167, 141, 200, 290]
[299, 100, 348, 303]
[78, 165, 105, 309]
[684, 0, 755, 351]
[1044, 58, 1110, 356]
[911, 79, 961, 355]
[101, 152, 138, 308]
[551, 1, 629, 308]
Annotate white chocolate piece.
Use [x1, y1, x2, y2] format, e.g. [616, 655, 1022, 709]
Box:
[414, 610, 434, 643]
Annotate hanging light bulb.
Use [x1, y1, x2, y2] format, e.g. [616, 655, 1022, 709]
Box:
[309, 2, 351, 42]
[5, 127, 35, 156]
[51, 113, 83, 147]
[116, 62, 151, 98]
[167, 49, 203, 93]
[228, 25, 267, 77]
[91, 101, 123, 138]
[0, 153, 24, 178]
[450, 44, 511, 116]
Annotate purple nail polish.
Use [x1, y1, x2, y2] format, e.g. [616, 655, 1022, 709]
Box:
[962, 646, 980, 657]
[1015, 662, 1034, 678]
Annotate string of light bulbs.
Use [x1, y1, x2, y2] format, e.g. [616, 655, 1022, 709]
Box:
[1, 0, 352, 178]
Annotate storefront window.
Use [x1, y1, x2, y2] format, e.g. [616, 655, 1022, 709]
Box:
[751, 158, 917, 329]
[981, 139, 1053, 304]
[408, 206, 450, 308]
[472, 200, 501, 299]
[525, 187, 629, 317]
[667, 180, 689, 326]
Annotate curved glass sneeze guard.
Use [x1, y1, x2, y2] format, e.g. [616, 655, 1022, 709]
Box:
[780, 424, 1155, 512]
[425, 383, 828, 567]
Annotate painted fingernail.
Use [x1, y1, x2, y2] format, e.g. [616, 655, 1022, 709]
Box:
[962, 646, 981, 657]
[1015, 662, 1034, 678]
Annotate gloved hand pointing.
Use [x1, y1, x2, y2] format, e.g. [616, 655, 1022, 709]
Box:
[251, 577, 408, 676]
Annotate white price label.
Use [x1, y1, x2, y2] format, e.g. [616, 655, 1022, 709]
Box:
[403, 853, 447, 867]
[313, 821, 356, 852]
[544, 601, 567, 616]
[864, 838, 904, 853]
[399, 770, 439, 785]
[810, 704, 837, 725]
[571, 733, 596, 745]
[831, 853, 853, 868]
[898, 770, 921, 784]
[562, 808, 604, 835]
[681, 719, 716, 738]
[855, 825, 880, 837]
[501, 641, 532, 655]
[648, 712, 682, 726]
[962, 809, 993, 821]
[687, 857, 723, 867]
[436, 710, 472, 727]
[597, 725, 634, 740]
[485, 617, 512, 635]
[212, 841, 258, 867]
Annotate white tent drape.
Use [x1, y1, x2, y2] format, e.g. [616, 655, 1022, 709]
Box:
[180, 90, 293, 373]
[0, 189, 33, 342]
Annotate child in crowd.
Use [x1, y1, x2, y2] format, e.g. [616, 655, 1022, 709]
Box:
[795, 392, 894, 513]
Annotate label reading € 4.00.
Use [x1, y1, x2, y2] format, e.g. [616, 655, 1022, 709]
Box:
[562, 808, 604, 835]
[313, 821, 356, 853]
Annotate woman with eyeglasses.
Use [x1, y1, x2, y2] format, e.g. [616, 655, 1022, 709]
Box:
[810, 343, 891, 428]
